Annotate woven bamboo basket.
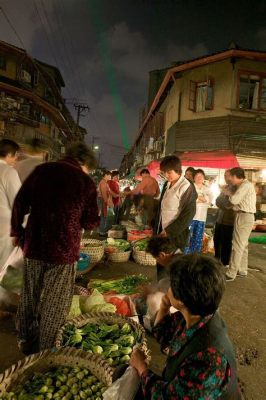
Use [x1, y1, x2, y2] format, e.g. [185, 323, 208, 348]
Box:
[80, 238, 104, 263]
[55, 312, 148, 358]
[0, 348, 113, 395]
[107, 250, 131, 263]
[132, 248, 156, 266]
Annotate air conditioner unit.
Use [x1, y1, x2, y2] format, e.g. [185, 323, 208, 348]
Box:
[20, 70, 31, 84]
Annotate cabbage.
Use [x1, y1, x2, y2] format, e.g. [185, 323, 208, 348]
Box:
[68, 295, 82, 318]
[79, 289, 116, 313]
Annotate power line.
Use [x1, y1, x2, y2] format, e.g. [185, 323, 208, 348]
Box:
[0, 5, 26, 48]
[54, 1, 83, 99]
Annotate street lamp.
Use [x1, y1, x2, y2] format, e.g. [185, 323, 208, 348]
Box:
[94, 145, 99, 150]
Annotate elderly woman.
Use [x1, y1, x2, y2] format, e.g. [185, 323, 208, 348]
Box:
[130, 254, 240, 399]
[187, 169, 211, 253]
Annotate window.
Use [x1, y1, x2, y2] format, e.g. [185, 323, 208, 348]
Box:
[0, 54, 7, 70]
[238, 72, 266, 110]
[189, 80, 214, 112]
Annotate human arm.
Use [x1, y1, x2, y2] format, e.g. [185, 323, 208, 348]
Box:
[229, 182, 249, 205]
[10, 170, 35, 239]
[216, 192, 231, 210]
[5, 168, 21, 210]
[131, 181, 145, 195]
[140, 349, 229, 400]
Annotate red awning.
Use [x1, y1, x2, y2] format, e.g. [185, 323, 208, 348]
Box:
[179, 151, 240, 169]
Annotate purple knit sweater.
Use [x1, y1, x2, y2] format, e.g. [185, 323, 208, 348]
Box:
[11, 158, 99, 264]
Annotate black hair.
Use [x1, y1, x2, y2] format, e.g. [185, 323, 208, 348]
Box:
[0, 139, 20, 157]
[194, 168, 206, 178]
[65, 142, 97, 170]
[140, 168, 150, 175]
[169, 254, 225, 316]
[185, 167, 195, 174]
[160, 155, 182, 174]
[102, 170, 111, 177]
[111, 170, 119, 178]
[230, 167, 245, 179]
[146, 236, 176, 257]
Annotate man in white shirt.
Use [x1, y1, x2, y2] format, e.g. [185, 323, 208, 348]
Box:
[0, 139, 21, 272]
[225, 168, 256, 281]
[15, 138, 46, 183]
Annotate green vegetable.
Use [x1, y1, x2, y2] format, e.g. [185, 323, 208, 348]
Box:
[62, 321, 142, 367]
[1, 366, 107, 400]
[120, 347, 133, 355]
[120, 355, 131, 363]
[92, 345, 103, 354]
[89, 275, 148, 295]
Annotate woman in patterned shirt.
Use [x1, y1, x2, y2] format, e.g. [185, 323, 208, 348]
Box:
[130, 254, 241, 399]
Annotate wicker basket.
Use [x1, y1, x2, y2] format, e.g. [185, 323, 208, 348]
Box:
[80, 238, 104, 263]
[55, 312, 148, 357]
[0, 348, 113, 395]
[133, 248, 156, 266]
[108, 250, 131, 263]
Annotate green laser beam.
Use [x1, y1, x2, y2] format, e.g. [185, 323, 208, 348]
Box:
[87, 1, 130, 151]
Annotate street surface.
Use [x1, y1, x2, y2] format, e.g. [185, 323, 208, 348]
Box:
[0, 238, 265, 399]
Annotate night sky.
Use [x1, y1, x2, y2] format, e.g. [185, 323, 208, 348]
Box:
[0, 0, 265, 168]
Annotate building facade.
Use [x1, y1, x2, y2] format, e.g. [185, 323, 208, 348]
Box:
[120, 46, 266, 176]
[0, 40, 85, 158]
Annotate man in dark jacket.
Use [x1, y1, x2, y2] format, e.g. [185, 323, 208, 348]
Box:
[154, 155, 197, 280]
[214, 170, 236, 266]
[11, 142, 99, 354]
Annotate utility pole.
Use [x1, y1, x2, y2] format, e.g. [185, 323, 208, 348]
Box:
[73, 103, 90, 136]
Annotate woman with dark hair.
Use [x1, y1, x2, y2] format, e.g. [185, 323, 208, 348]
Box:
[186, 168, 211, 253]
[130, 254, 240, 399]
[0, 139, 21, 272]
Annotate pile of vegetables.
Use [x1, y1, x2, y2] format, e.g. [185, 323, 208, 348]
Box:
[109, 225, 125, 231]
[0, 365, 106, 400]
[133, 238, 150, 251]
[88, 275, 148, 295]
[69, 290, 116, 319]
[62, 322, 141, 367]
[104, 238, 130, 253]
[129, 229, 152, 236]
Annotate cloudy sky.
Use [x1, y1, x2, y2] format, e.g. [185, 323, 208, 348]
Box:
[0, 0, 265, 167]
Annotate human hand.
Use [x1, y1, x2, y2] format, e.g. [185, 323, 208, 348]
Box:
[130, 348, 148, 376]
[12, 237, 20, 247]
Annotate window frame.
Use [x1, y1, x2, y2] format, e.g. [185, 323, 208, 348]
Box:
[237, 69, 266, 111]
[188, 78, 214, 112]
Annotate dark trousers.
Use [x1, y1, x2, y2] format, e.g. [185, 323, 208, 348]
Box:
[214, 223, 234, 266]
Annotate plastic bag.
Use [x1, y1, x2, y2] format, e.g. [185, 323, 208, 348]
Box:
[0, 246, 23, 283]
[103, 366, 140, 400]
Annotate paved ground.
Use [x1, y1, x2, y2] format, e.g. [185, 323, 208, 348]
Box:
[0, 237, 265, 399]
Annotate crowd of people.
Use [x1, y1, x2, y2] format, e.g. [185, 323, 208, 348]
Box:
[0, 137, 259, 399]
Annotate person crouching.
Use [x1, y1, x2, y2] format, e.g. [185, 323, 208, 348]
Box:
[130, 254, 241, 399]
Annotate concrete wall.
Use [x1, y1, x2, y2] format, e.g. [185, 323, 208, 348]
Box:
[162, 58, 266, 131]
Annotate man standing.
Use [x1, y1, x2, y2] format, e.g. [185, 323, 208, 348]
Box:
[154, 155, 197, 280]
[107, 170, 121, 224]
[11, 142, 99, 353]
[214, 170, 235, 266]
[129, 168, 160, 227]
[225, 168, 256, 281]
[15, 138, 47, 183]
[0, 139, 21, 273]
